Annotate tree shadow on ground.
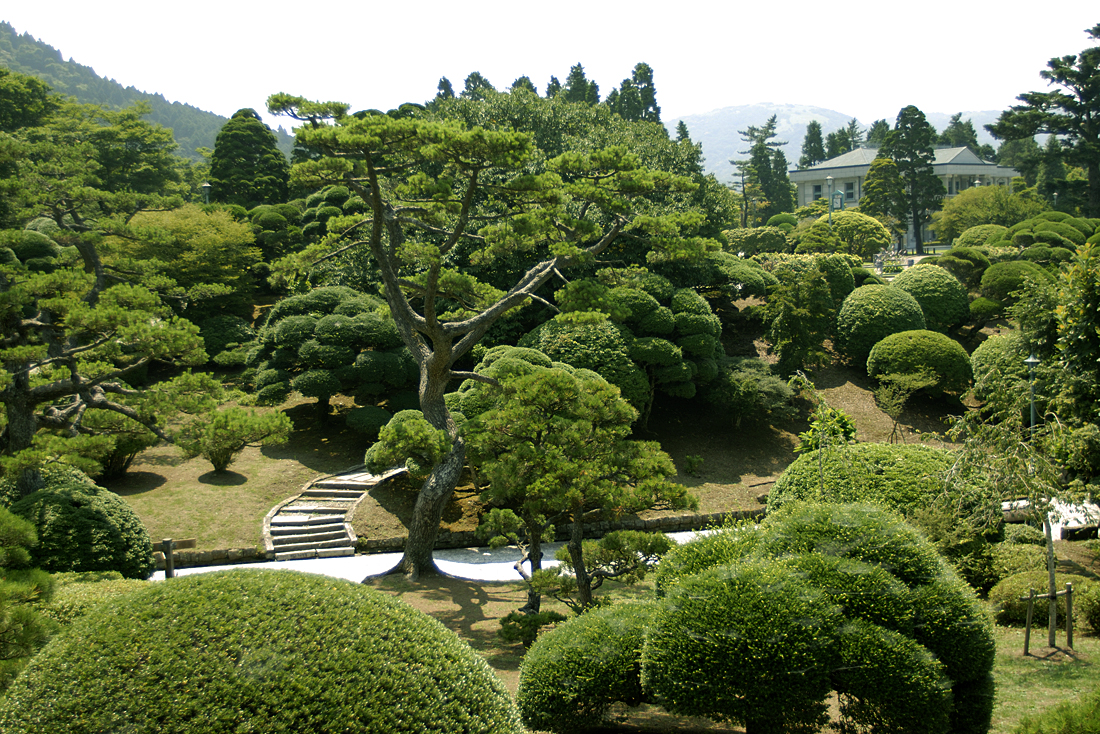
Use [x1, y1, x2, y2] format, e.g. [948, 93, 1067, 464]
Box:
[259, 400, 369, 475]
[198, 470, 247, 486]
[102, 471, 166, 496]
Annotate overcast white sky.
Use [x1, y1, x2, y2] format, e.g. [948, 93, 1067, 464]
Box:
[4, 2, 1098, 131]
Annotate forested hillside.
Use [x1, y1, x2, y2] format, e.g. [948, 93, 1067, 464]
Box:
[0, 21, 294, 160]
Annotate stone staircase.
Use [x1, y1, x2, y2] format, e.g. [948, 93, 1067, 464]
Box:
[263, 467, 404, 561]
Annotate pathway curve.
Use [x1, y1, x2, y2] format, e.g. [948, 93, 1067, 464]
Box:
[262, 467, 404, 561]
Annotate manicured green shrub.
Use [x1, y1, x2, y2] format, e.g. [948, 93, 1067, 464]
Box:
[969, 297, 1004, 324]
[1014, 685, 1100, 734]
[9, 472, 153, 580]
[990, 542, 1047, 582]
[517, 601, 656, 733]
[644, 503, 994, 734]
[273, 314, 317, 348]
[867, 329, 973, 395]
[1034, 220, 1087, 247]
[724, 226, 790, 256]
[1003, 523, 1047, 545]
[653, 525, 760, 594]
[291, 369, 342, 408]
[644, 558, 841, 734]
[955, 224, 1008, 249]
[364, 410, 451, 480]
[980, 260, 1054, 303]
[970, 332, 1028, 402]
[813, 210, 893, 259]
[988, 570, 1093, 624]
[766, 213, 798, 228]
[41, 575, 148, 627]
[890, 264, 970, 331]
[699, 357, 796, 428]
[1078, 585, 1100, 632]
[835, 285, 926, 362]
[0, 570, 524, 734]
[851, 266, 885, 287]
[610, 287, 660, 322]
[767, 442, 957, 516]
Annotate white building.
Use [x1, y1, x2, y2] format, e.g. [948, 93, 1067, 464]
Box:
[789, 147, 1019, 247]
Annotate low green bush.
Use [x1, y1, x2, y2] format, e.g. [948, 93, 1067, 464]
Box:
[835, 285, 926, 362]
[867, 329, 973, 395]
[988, 570, 1093, 624]
[1004, 523, 1047, 545]
[345, 406, 393, 438]
[955, 225, 1008, 249]
[9, 471, 154, 579]
[969, 297, 1004, 324]
[517, 601, 656, 733]
[1078, 585, 1100, 632]
[0, 570, 524, 734]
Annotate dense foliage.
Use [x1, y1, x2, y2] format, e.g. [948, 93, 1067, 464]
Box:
[0, 570, 525, 734]
[835, 285, 926, 362]
[642, 503, 995, 734]
[890, 264, 970, 332]
[867, 329, 973, 395]
[7, 467, 153, 579]
[980, 260, 1054, 303]
[988, 570, 1093, 624]
[517, 601, 656, 732]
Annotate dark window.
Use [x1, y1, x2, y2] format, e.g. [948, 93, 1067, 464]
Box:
[813, 184, 822, 200]
[845, 182, 855, 200]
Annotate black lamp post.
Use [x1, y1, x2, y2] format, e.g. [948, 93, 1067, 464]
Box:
[201, 182, 211, 205]
[1025, 353, 1040, 437]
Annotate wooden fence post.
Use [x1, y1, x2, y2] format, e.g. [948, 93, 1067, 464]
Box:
[1066, 583, 1074, 650]
[162, 538, 175, 579]
[1024, 588, 1035, 656]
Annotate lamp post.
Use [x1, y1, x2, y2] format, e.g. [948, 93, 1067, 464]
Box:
[1025, 353, 1040, 437]
[1053, 191, 1059, 211]
[201, 182, 211, 205]
[826, 176, 834, 227]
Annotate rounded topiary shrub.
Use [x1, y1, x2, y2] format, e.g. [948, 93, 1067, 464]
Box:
[199, 315, 256, 358]
[970, 332, 1027, 402]
[643, 503, 994, 734]
[980, 261, 1053, 303]
[955, 225, 1008, 249]
[836, 285, 926, 362]
[0, 570, 523, 734]
[767, 442, 958, 516]
[41, 574, 148, 627]
[9, 473, 153, 580]
[890, 264, 970, 332]
[866, 329, 973, 395]
[990, 542, 1047, 583]
[345, 405, 393, 438]
[988, 570, 1093, 624]
[517, 601, 656, 733]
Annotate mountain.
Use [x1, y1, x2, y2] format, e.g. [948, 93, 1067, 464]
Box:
[668, 104, 1005, 183]
[0, 21, 294, 162]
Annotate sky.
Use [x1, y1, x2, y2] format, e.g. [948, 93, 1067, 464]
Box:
[3, 1, 1098, 132]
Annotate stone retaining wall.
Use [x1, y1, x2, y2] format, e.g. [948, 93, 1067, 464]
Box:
[356, 508, 766, 553]
[157, 508, 767, 570]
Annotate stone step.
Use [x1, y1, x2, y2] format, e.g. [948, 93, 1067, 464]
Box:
[312, 479, 376, 490]
[274, 546, 355, 561]
[269, 522, 345, 536]
[271, 537, 350, 554]
[281, 504, 347, 514]
[271, 530, 348, 546]
[299, 488, 363, 499]
[271, 514, 344, 526]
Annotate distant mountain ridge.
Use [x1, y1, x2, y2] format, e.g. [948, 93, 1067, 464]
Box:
[0, 21, 294, 161]
[668, 104, 1005, 183]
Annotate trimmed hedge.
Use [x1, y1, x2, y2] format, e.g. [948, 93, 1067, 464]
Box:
[0, 570, 524, 734]
[988, 570, 1094, 625]
[890, 264, 970, 332]
[836, 285, 926, 362]
[767, 442, 957, 517]
[644, 503, 994, 734]
[866, 329, 973, 395]
[9, 470, 153, 580]
[980, 261, 1054, 303]
[517, 601, 657, 733]
[41, 574, 148, 627]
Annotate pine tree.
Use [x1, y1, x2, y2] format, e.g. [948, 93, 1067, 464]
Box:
[880, 106, 944, 254]
[436, 77, 455, 100]
[799, 121, 826, 168]
[209, 108, 289, 209]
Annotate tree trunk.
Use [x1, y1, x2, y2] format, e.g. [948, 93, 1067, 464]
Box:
[1044, 515, 1058, 648]
[521, 529, 544, 613]
[395, 437, 466, 580]
[912, 210, 925, 255]
[1, 375, 45, 499]
[1088, 160, 1099, 219]
[568, 515, 593, 610]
